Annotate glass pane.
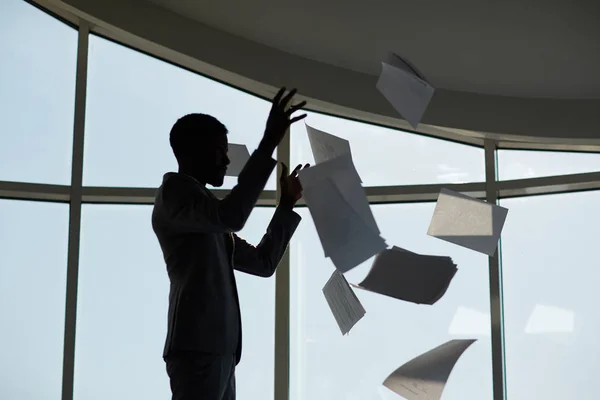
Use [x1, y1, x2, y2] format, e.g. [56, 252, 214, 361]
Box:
[84, 35, 275, 189]
[0, 199, 69, 400]
[75, 205, 275, 400]
[234, 207, 276, 400]
[0, 0, 76, 184]
[500, 191, 600, 399]
[290, 204, 492, 400]
[498, 149, 600, 180]
[291, 112, 485, 186]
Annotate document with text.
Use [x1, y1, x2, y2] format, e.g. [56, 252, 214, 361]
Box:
[427, 188, 508, 256]
[384, 339, 477, 400]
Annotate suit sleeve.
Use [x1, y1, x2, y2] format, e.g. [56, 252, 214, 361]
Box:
[161, 149, 276, 234]
[233, 206, 302, 277]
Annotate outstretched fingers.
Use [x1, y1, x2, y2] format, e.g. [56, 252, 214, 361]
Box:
[279, 88, 298, 109]
[290, 164, 303, 178]
[290, 114, 307, 124]
[272, 87, 286, 107]
[268, 87, 308, 129]
[286, 101, 307, 115]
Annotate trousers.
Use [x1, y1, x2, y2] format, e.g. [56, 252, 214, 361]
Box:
[165, 351, 236, 400]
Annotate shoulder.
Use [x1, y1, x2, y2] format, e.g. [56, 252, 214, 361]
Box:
[160, 174, 209, 204]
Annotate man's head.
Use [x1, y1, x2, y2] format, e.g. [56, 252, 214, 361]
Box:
[170, 113, 230, 187]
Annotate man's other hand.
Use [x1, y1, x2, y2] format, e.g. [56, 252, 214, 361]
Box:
[279, 163, 310, 209]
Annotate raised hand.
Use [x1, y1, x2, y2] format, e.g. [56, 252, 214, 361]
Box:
[260, 88, 307, 153]
[279, 162, 310, 209]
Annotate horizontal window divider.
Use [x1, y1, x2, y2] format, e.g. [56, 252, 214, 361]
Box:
[497, 140, 600, 153]
[79, 187, 278, 205]
[0, 181, 70, 202]
[288, 182, 486, 207]
[496, 172, 600, 198]
[293, 182, 488, 206]
[81, 186, 157, 204]
[365, 182, 487, 203]
[498, 171, 600, 198]
[5, 174, 600, 205]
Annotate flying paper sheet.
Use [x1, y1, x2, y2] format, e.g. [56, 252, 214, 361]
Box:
[386, 52, 429, 82]
[301, 177, 386, 271]
[355, 246, 457, 305]
[299, 153, 378, 235]
[328, 231, 389, 273]
[306, 123, 352, 164]
[322, 269, 366, 335]
[298, 151, 359, 188]
[376, 52, 435, 129]
[427, 188, 509, 256]
[383, 339, 477, 400]
[226, 144, 250, 177]
[298, 153, 386, 271]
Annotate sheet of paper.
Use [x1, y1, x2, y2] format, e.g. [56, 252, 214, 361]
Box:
[299, 153, 378, 234]
[306, 123, 353, 164]
[330, 168, 378, 234]
[322, 270, 366, 335]
[386, 52, 428, 82]
[329, 231, 388, 273]
[225, 143, 250, 177]
[427, 188, 509, 256]
[383, 339, 477, 400]
[298, 153, 385, 271]
[355, 246, 457, 305]
[301, 177, 386, 271]
[376, 53, 435, 129]
[301, 179, 364, 255]
[297, 152, 359, 188]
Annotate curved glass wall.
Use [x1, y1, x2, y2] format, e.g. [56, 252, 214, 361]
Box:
[2, 2, 600, 399]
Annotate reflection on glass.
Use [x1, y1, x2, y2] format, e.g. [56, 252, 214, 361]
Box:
[291, 112, 485, 186]
[501, 191, 600, 399]
[290, 203, 492, 400]
[0, 0, 76, 184]
[0, 199, 69, 400]
[498, 149, 600, 180]
[524, 304, 574, 334]
[74, 205, 275, 400]
[448, 306, 490, 336]
[84, 35, 275, 189]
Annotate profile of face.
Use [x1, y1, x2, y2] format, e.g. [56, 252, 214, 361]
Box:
[197, 131, 230, 187]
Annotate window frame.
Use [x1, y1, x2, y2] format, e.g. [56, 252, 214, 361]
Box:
[2, 2, 600, 400]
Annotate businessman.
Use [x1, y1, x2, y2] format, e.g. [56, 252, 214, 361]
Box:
[152, 88, 308, 400]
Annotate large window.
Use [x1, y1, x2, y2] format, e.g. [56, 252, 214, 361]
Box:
[0, 0, 77, 184]
[4, 2, 600, 399]
[74, 205, 276, 400]
[290, 204, 492, 400]
[291, 112, 486, 186]
[83, 35, 276, 190]
[0, 199, 69, 400]
[500, 190, 600, 400]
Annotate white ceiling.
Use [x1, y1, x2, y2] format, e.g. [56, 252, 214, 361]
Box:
[146, 0, 600, 99]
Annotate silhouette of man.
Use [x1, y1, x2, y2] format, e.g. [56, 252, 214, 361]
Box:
[152, 88, 308, 400]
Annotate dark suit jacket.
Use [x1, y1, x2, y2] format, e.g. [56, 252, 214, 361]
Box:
[152, 149, 301, 364]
